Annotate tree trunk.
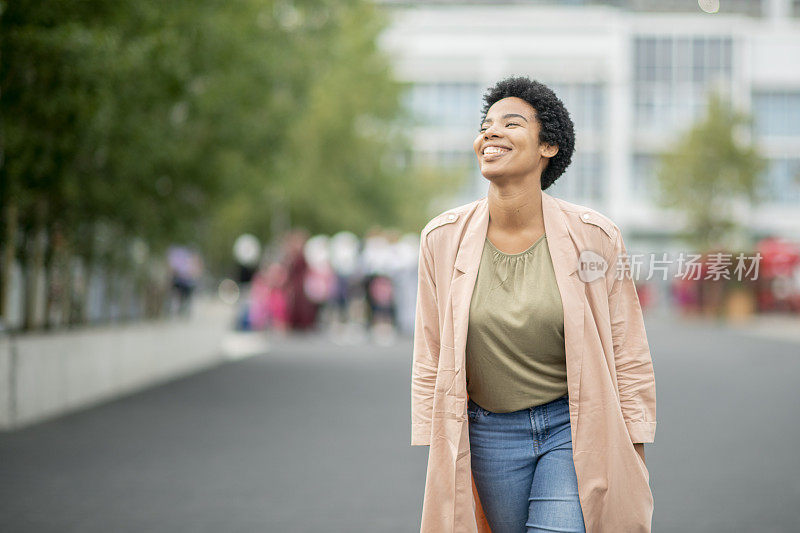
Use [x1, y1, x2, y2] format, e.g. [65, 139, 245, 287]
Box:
[42, 222, 56, 330]
[1, 200, 18, 323]
[44, 221, 73, 329]
[23, 198, 47, 331]
[59, 235, 74, 328]
[76, 223, 97, 326]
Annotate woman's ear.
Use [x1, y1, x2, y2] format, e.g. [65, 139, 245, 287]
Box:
[540, 143, 559, 158]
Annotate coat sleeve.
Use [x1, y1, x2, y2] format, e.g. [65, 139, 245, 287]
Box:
[411, 231, 440, 446]
[606, 228, 657, 444]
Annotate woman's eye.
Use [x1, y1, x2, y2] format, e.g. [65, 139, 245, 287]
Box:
[506, 122, 519, 127]
[479, 127, 487, 133]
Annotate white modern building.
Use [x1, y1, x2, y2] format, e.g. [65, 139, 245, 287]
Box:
[377, 0, 800, 245]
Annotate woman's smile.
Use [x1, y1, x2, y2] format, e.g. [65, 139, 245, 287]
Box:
[483, 150, 510, 161]
[481, 144, 512, 161]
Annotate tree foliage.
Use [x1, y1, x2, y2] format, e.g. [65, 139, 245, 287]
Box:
[0, 0, 448, 328]
[655, 90, 767, 251]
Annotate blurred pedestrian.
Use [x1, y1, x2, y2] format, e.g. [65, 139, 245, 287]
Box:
[329, 231, 361, 327]
[362, 227, 397, 343]
[284, 229, 317, 331]
[167, 246, 203, 317]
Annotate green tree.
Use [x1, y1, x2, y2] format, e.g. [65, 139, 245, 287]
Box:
[200, 1, 462, 271]
[655, 90, 767, 251]
[0, 0, 456, 330]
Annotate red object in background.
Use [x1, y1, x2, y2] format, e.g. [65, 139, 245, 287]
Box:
[671, 276, 700, 313]
[368, 276, 394, 307]
[755, 237, 800, 312]
[635, 282, 653, 310]
[249, 263, 289, 331]
[287, 251, 317, 330]
[758, 237, 800, 277]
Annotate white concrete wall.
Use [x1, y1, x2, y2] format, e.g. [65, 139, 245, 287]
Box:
[0, 296, 235, 431]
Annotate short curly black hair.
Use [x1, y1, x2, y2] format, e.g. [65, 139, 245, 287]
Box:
[481, 76, 575, 190]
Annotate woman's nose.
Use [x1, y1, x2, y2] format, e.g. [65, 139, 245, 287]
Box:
[483, 124, 500, 138]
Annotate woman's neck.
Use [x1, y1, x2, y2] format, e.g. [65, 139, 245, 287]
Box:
[486, 180, 544, 232]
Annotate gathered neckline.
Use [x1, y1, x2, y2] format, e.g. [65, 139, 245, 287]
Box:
[485, 233, 546, 258]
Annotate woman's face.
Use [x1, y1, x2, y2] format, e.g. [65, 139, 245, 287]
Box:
[473, 96, 558, 183]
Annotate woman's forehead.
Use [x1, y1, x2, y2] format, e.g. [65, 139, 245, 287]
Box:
[484, 97, 537, 120]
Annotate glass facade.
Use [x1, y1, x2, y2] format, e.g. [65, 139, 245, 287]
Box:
[385, 1, 800, 239]
[762, 158, 800, 203]
[403, 37, 800, 209]
[548, 82, 605, 135]
[752, 90, 800, 137]
[633, 36, 733, 135]
[405, 82, 484, 128]
[406, 81, 605, 133]
[631, 152, 657, 200]
[631, 35, 734, 201]
[752, 90, 800, 203]
[548, 152, 605, 202]
[548, 83, 605, 202]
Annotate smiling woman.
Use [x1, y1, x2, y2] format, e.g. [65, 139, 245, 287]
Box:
[412, 76, 657, 533]
[474, 78, 575, 192]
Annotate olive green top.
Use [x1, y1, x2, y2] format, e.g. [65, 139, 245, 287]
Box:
[465, 234, 568, 413]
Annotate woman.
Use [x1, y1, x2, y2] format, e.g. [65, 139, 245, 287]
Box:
[411, 76, 656, 533]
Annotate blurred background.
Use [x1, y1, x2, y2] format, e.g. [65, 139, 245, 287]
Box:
[1, 0, 799, 532]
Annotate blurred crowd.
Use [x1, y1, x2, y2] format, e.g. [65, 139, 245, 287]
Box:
[224, 230, 800, 341]
[235, 227, 420, 345]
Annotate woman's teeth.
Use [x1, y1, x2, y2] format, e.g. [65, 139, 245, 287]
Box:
[484, 147, 508, 154]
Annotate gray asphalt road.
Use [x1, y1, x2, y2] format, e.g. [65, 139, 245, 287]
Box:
[1, 317, 799, 532]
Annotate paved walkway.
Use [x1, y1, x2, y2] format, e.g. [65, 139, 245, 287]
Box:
[2, 317, 800, 532]
[730, 313, 800, 345]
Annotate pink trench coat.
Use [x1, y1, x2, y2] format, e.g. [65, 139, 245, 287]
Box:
[411, 191, 657, 532]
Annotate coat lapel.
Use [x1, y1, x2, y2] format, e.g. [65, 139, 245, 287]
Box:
[451, 199, 489, 374]
[450, 191, 585, 409]
[541, 191, 585, 410]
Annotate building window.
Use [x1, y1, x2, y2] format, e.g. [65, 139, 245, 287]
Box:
[548, 152, 605, 202]
[762, 158, 800, 203]
[633, 35, 733, 135]
[752, 90, 800, 137]
[404, 82, 484, 128]
[631, 153, 658, 200]
[405, 81, 606, 135]
[547, 83, 605, 135]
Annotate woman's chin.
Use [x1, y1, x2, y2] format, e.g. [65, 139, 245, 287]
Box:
[480, 167, 512, 181]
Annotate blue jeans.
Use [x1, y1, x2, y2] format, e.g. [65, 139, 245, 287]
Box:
[467, 394, 586, 533]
